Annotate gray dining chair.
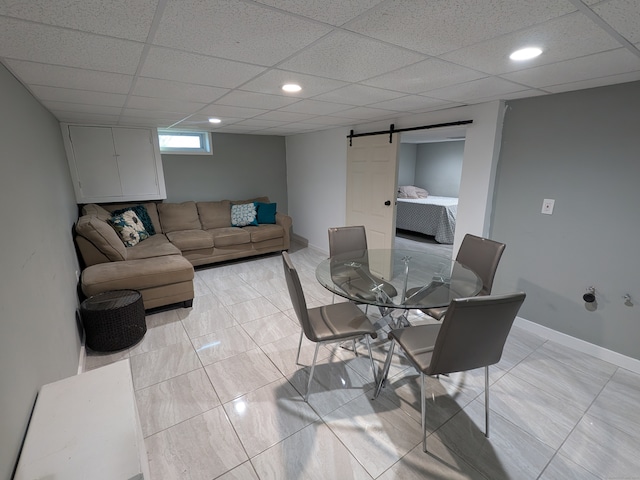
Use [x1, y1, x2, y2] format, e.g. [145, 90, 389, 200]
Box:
[374, 292, 526, 452]
[328, 225, 398, 303]
[408, 233, 506, 321]
[282, 251, 379, 401]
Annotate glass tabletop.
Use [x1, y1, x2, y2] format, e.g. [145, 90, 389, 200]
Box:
[316, 249, 483, 310]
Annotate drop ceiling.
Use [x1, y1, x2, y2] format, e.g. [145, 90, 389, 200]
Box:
[1, 0, 639, 136]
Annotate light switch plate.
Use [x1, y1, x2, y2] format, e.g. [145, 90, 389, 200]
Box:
[541, 199, 555, 215]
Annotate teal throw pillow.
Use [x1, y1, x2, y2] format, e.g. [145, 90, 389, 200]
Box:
[255, 202, 277, 224]
[111, 205, 156, 235]
[108, 210, 149, 247]
[231, 203, 258, 227]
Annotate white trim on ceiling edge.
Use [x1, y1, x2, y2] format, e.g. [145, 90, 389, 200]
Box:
[514, 316, 640, 374]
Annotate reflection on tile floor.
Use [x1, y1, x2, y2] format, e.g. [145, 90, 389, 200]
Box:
[85, 243, 640, 479]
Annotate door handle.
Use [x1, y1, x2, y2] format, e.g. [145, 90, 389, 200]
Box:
[384, 200, 391, 206]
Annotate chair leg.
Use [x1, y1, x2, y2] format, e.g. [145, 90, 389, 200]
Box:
[304, 343, 320, 402]
[484, 365, 490, 438]
[421, 372, 427, 452]
[373, 339, 395, 398]
[295, 329, 304, 365]
[364, 335, 376, 385]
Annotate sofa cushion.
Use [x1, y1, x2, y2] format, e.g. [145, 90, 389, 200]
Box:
[208, 227, 251, 247]
[125, 234, 181, 260]
[231, 203, 258, 227]
[81, 255, 194, 296]
[82, 203, 112, 221]
[75, 215, 127, 261]
[197, 200, 231, 230]
[157, 201, 201, 233]
[243, 224, 284, 243]
[166, 230, 214, 252]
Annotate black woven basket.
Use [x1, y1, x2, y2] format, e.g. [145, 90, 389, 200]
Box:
[80, 290, 146, 352]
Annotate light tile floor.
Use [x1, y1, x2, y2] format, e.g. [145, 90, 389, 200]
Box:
[85, 242, 640, 479]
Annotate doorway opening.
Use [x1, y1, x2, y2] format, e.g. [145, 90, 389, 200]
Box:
[395, 126, 467, 259]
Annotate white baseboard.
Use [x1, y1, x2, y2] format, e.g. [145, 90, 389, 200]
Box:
[514, 316, 640, 374]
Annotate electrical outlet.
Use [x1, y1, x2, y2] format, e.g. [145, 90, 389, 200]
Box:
[541, 199, 555, 215]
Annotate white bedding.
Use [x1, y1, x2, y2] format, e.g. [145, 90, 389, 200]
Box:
[396, 196, 458, 244]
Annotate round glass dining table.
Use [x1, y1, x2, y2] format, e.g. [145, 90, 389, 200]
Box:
[315, 249, 483, 311]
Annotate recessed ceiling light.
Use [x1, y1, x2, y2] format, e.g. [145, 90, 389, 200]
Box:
[509, 47, 542, 61]
[208, 118, 221, 124]
[282, 83, 302, 93]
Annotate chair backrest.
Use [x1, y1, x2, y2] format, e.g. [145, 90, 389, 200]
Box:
[456, 234, 506, 296]
[328, 226, 368, 258]
[426, 292, 526, 375]
[281, 252, 316, 341]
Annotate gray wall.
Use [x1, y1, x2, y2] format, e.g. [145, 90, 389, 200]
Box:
[161, 133, 288, 212]
[0, 64, 81, 477]
[398, 143, 417, 186]
[492, 81, 640, 360]
[415, 141, 464, 197]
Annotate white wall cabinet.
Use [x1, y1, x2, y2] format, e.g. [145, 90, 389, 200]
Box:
[62, 123, 166, 203]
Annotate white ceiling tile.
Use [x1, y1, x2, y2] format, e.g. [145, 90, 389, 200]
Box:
[346, 0, 577, 55]
[153, 0, 332, 65]
[198, 105, 268, 118]
[542, 70, 640, 93]
[176, 114, 244, 128]
[52, 112, 120, 124]
[368, 95, 453, 112]
[362, 58, 486, 94]
[592, 0, 640, 43]
[240, 69, 348, 97]
[295, 116, 356, 126]
[42, 101, 123, 116]
[119, 117, 182, 128]
[213, 124, 266, 133]
[126, 96, 207, 113]
[278, 99, 354, 115]
[235, 119, 289, 128]
[120, 109, 188, 123]
[424, 77, 528, 102]
[132, 78, 229, 104]
[440, 12, 621, 75]
[254, 0, 385, 26]
[501, 49, 640, 88]
[30, 86, 127, 107]
[278, 30, 426, 82]
[140, 47, 267, 88]
[311, 84, 406, 106]
[3, 60, 133, 93]
[330, 106, 398, 120]
[0, 0, 157, 42]
[253, 111, 316, 122]
[214, 91, 300, 109]
[0, 18, 143, 73]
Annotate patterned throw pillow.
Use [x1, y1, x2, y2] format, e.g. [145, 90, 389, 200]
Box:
[111, 205, 156, 235]
[230, 203, 258, 227]
[108, 210, 149, 247]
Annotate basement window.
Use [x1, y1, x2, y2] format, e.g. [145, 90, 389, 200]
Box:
[157, 129, 212, 155]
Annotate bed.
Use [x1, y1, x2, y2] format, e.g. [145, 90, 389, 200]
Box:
[396, 196, 458, 244]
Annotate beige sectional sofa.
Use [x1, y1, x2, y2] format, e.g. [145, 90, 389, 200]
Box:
[75, 197, 292, 309]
